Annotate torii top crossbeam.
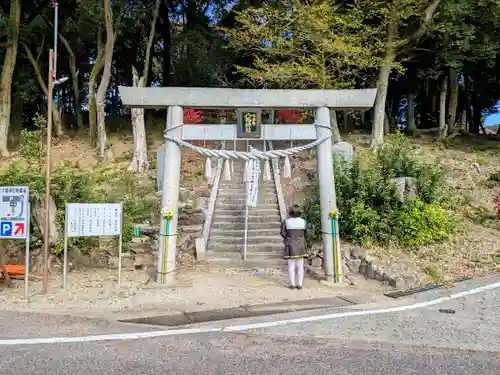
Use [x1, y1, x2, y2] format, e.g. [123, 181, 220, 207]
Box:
[118, 86, 377, 109]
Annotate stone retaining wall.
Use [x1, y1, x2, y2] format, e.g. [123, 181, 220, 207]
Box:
[119, 188, 208, 271]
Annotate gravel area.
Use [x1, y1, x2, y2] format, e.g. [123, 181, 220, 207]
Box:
[0, 266, 387, 320]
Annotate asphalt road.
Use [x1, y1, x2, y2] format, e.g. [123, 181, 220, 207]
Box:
[0, 276, 499, 374]
[1, 333, 499, 375]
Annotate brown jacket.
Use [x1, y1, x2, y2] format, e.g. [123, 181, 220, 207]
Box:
[280, 218, 307, 259]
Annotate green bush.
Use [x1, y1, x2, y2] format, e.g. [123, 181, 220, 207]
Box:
[486, 170, 500, 187]
[0, 126, 158, 254]
[304, 133, 454, 248]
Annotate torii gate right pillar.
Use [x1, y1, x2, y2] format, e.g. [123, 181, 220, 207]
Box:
[315, 107, 341, 283]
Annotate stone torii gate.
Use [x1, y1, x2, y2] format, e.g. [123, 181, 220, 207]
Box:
[118, 86, 377, 284]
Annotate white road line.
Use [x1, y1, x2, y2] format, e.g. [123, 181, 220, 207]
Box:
[1, 279, 499, 346]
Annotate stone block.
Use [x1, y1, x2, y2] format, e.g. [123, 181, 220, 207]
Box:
[374, 268, 385, 281]
[311, 257, 323, 267]
[393, 177, 419, 202]
[178, 211, 205, 225]
[179, 187, 194, 203]
[332, 141, 354, 168]
[108, 256, 134, 270]
[359, 261, 368, 276]
[134, 253, 156, 269]
[196, 237, 207, 262]
[349, 247, 367, 260]
[346, 258, 361, 273]
[195, 197, 208, 210]
[366, 264, 376, 279]
[364, 255, 375, 264]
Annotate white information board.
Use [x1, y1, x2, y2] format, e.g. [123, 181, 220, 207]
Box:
[66, 203, 122, 237]
[63, 202, 124, 289]
[0, 186, 29, 240]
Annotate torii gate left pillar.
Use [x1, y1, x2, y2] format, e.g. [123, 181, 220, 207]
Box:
[157, 105, 183, 284]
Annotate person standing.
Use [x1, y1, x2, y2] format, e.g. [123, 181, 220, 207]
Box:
[280, 205, 308, 289]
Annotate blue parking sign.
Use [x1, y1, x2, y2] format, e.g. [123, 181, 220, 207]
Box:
[0, 221, 12, 237]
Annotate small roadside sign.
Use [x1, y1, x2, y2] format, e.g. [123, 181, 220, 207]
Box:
[0, 186, 31, 298]
[0, 186, 29, 240]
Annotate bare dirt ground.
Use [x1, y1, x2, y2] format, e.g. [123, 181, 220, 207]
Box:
[0, 266, 389, 320]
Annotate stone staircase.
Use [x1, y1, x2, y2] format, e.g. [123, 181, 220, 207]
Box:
[207, 142, 285, 266]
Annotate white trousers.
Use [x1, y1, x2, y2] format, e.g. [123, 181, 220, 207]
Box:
[287, 258, 304, 287]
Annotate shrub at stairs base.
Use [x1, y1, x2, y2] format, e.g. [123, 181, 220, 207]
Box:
[305, 133, 455, 249]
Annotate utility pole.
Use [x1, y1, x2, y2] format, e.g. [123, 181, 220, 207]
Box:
[42, 2, 59, 294]
[42, 50, 55, 294]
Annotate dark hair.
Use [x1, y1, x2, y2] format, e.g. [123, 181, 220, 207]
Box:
[288, 204, 302, 218]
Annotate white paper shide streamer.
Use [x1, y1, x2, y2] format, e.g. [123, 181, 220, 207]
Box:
[283, 156, 292, 178]
[262, 159, 272, 181]
[222, 159, 231, 181]
[204, 157, 212, 182]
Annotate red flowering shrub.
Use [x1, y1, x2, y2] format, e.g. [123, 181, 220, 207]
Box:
[184, 108, 204, 124]
[276, 109, 304, 124]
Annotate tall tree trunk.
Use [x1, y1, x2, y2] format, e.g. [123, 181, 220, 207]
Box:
[464, 75, 472, 132]
[59, 34, 82, 129]
[438, 75, 448, 138]
[162, 0, 173, 86]
[407, 73, 417, 134]
[447, 68, 459, 132]
[42, 16, 82, 130]
[95, 0, 116, 160]
[21, 42, 63, 136]
[0, 0, 22, 157]
[370, 13, 397, 149]
[471, 88, 481, 134]
[89, 28, 104, 145]
[330, 109, 341, 143]
[384, 110, 390, 134]
[129, 0, 160, 173]
[130, 67, 149, 173]
[11, 91, 23, 136]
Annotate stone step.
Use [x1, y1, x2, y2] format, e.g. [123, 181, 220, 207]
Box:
[215, 203, 278, 212]
[210, 221, 281, 230]
[213, 215, 281, 223]
[217, 188, 276, 196]
[217, 194, 278, 200]
[207, 243, 283, 253]
[217, 198, 278, 205]
[207, 252, 243, 262]
[213, 211, 280, 218]
[218, 182, 276, 188]
[245, 251, 284, 259]
[218, 185, 276, 190]
[205, 259, 287, 268]
[209, 235, 282, 245]
[210, 228, 280, 237]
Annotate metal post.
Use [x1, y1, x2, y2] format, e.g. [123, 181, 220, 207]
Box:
[315, 107, 342, 283]
[42, 49, 55, 294]
[52, 2, 59, 79]
[244, 184, 249, 261]
[62, 203, 68, 289]
[52, 2, 59, 107]
[24, 203, 31, 299]
[157, 106, 182, 284]
[117, 201, 124, 285]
